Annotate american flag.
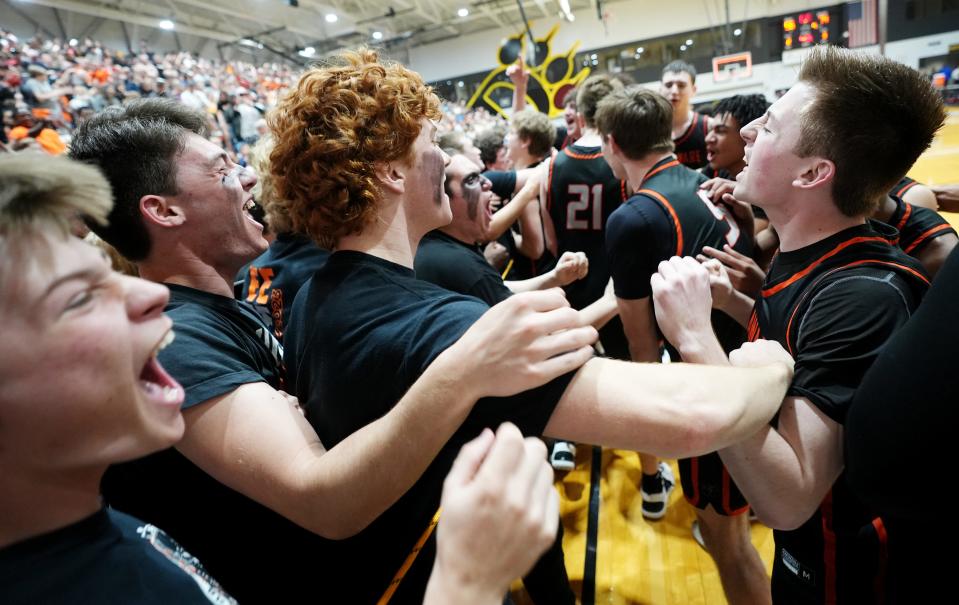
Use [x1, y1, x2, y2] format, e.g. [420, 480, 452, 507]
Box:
[847, 0, 878, 47]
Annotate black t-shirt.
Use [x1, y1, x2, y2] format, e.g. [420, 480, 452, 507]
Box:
[883, 195, 957, 256]
[284, 250, 575, 604]
[747, 221, 929, 605]
[607, 156, 750, 353]
[101, 285, 317, 602]
[483, 169, 517, 201]
[0, 508, 234, 604]
[239, 233, 330, 340]
[415, 230, 512, 305]
[846, 247, 959, 604]
[546, 143, 627, 310]
[674, 112, 709, 169]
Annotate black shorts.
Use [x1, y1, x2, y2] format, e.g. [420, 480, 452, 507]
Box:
[679, 452, 749, 515]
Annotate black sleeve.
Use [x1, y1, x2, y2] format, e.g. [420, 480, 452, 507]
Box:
[405, 298, 574, 438]
[788, 269, 919, 424]
[846, 248, 959, 522]
[606, 199, 676, 300]
[467, 274, 513, 305]
[483, 170, 517, 200]
[159, 306, 266, 409]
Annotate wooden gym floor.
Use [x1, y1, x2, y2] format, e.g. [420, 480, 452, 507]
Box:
[510, 106, 959, 605]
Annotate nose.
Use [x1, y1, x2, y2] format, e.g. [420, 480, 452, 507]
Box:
[124, 275, 169, 322]
[740, 118, 759, 145]
[240, 164, 258, 190]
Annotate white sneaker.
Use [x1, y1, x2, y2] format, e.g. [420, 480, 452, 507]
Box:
[550, 441, 576, 471]
[640, 462, 675, 520]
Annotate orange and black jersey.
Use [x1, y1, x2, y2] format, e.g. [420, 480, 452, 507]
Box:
[890, 176, 918, 199]
[883, 195, 956, 257]
[240, 234, 330, 341]
[607, 156, 750, 351]
[748, 221, 929, 605]
[546, 143, 628, 310]
[674, 111, 709, 169]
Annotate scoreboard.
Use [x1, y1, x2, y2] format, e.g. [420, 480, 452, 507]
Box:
[782, 10, 831, 49]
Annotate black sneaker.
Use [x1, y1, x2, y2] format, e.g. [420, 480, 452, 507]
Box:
[640, 462, 675, 520]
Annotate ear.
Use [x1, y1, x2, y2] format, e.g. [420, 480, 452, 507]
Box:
[140, 194, 186, 228]
[374, 160, 405, 196]
[575, 113, 586, 131]
[794, 157, 835, 191]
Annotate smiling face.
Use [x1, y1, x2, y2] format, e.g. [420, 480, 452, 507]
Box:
[0, 233, 185, 473]
[166, 133, 267, 273]
[734, 83, 814, 210]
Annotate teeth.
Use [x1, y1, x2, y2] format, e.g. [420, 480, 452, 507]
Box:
[162, 385, 181, 402]
[244, 199, 255, 211]
[156, 330, 175, 354]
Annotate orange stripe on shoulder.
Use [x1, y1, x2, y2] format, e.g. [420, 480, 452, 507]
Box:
[563, 148, 603, 160]
[643, 159, 680, 182]
[904, 223, 954, 254]
[637, 188, 683, 256]
[546, 160, 555, 212]
[761, 236, 891, 297]
[896, 180, 918, 198]
[895, 203, 913, 232]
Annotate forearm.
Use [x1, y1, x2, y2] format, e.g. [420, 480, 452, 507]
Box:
[292, 353, 480, 537]
[545, 358, 791, 458]
[505, 271, 556, 293]
[717, 290, 755, 328]
[516, 202, 544, 259]
[487, 186, 536, 241]
[579, 294, 619, 330]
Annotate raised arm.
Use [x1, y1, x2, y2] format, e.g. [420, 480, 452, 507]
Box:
[176, 289, 597, 539]
[543, 353, 792, 459]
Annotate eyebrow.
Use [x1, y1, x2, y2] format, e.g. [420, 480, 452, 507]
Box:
[37, 267, 106, 305]
[765, 111, 777, 125]
[205, 151, 230, 170]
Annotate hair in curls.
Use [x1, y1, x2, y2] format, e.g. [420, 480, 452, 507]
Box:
[269, 49, 441, 244]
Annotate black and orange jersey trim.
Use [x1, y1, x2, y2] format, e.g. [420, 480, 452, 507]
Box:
[673, 112, 709, 169]
[883, 195, 957, 257]
[891, 176, 918, 199]
[750, 221, 928, 605]
[546, 142, 627, 311]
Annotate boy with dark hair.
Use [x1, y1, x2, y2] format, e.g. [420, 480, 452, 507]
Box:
[702, 93, 770, 180]
[651, 45, 942, 604]
[661, 60, 709, 168]
[68, 98, 601, 602]
[596, 85, 765, 604]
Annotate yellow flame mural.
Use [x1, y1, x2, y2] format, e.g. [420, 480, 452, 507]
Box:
[467, 24, 590, 119]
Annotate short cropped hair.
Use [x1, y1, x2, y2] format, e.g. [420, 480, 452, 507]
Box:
[576, 74, 624, 128]
[662, 60, 697, 84]
[0, 153, 112, 294]
[595, 86, 674, 160]
[269, 49, 441, 244]
[69, 98, 209, 261]
[474, 126, 507, 168]
[713, 93, 770, 130]
[796, 46, 944, 216]
[511, 108, 556, 159]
